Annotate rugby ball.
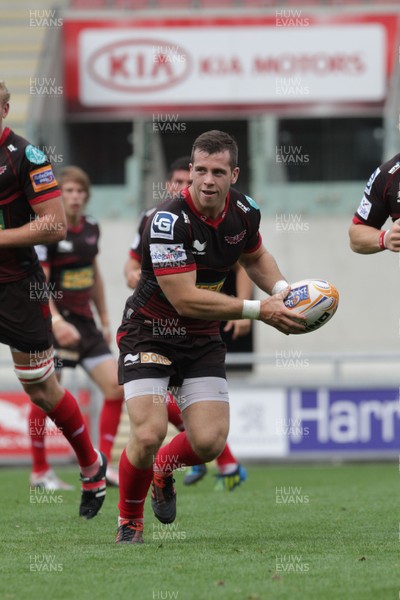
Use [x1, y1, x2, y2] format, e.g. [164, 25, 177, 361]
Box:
[284, 279, 339, 333]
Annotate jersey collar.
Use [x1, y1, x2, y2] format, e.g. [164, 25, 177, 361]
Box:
[0, 127, 11, 147]
[182, 187, 230, 229]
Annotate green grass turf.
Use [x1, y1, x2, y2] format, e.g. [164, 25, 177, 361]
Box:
[0, 463, 398, 600]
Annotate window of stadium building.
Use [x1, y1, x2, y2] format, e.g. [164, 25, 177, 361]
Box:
[66, 122, 133, 185]
[277, 117, 383, 182]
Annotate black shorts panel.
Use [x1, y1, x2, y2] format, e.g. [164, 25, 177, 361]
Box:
[0, 270, 53, 353]
[117, 321, 226, 387]
[55, 312, 111, 369]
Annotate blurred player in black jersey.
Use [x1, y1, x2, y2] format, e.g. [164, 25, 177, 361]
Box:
[31, 166, 123, 489]
[124, 156, 249, 490]
[115, 130, 305, 544]
[349, 153, 400, 252]
[0, 81, 106, 519]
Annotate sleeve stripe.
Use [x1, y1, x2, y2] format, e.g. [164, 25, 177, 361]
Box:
[243, 233, 262, 254]
[29, 190, 62, 205]
[154, 264, 196, 277]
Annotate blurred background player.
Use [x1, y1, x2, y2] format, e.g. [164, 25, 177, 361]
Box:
[124, 155, 248, 490]
[0, 82, 106, 519]
[30, 165, 123, 489]
[349, 152, 400, 254]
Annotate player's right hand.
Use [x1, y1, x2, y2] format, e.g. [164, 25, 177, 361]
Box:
[52, 319, 81, 347]
[384, 218, 400, 252]
[258, 287, 306, 335]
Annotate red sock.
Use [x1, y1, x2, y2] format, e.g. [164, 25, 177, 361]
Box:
[47, 389, 97, 469]
[155, 431, 203, 474]
[118, 448, 153, 521]
[99, 397, 124, 462]
[29, 403, 50, 474]
[216, 443, 238, 471]
[166, 392, 184, 431]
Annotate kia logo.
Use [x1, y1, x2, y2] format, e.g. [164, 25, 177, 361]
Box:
[87, 38, 192, 93]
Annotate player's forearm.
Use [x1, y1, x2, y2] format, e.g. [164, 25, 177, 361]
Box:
[349, 223, 383, 254]
[0, 218, 66, 247]
[241, 250, 287, 295]
[233, 263, 254, 300]
[172, 288, 246, 321]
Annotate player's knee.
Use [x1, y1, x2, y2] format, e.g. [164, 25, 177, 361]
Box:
[191, 431, 226, 462]
[133, 427, 166, 458]
[26, 387, 54, 412]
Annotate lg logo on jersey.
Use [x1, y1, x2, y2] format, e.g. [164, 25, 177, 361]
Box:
[150, 211, 179, 240]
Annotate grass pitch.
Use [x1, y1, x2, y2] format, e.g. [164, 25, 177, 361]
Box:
[0, 463, 397, 600]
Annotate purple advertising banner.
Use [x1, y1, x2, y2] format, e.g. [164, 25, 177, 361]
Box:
[288, 388, 400, 453]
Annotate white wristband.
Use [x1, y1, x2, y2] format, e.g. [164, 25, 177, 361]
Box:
[242, 300, 261, 320]
[271, 280, 289, 295]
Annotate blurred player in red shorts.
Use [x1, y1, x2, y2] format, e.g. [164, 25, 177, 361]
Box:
[124, 156, 248, 491]
[29, 166, 123, 489]
[0, 81, 106, 519]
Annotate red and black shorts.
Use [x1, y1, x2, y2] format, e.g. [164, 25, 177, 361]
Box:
[54, 312, 112, 370]
[117, 321, 227, 389]
[0, 270, 53, 353]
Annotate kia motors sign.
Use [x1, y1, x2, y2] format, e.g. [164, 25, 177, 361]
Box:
[63, 15, 398, 114]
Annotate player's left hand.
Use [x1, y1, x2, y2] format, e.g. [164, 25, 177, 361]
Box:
[223, 319, 251, 340]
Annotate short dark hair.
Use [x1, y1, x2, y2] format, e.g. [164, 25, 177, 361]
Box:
[191, 130, 238, 170]
[166, 156, 191, 181]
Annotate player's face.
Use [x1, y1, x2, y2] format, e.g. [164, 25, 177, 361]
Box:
[61, 180, 88, 224]
[0, 100, 9, 134]
[189, 149, 239, 218]
[166, 169, 191, 195]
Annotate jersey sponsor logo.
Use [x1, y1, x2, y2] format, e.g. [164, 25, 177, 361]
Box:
[196, 279, 225, 292]
[150, 211, 179, 240]
[181, 210, 190, 224]
[84, 235, 97, 245]
[192, 240, 207, 254]
[356, 196, 372, 220]
[150, 243, 187, 265]
[35, 244, 47, 261]
[0, 166, 7, 175]
[124, 353, 140, 366]
[244, 194, 260, 210]
[237, 200, 250, 213]
[7, 144, 17, 152]
[60, 266, 94, 290]
[140, 352, 172, 365]
[388, 162, 400, 175]
[364, 167, 380, 195]
[225, 229, 247, 245]
[30, 166, 57, 192]
[57, 240, 73, 252]
[25, 144, 47, 165]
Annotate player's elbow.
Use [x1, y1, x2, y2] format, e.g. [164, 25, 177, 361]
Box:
[348, 225, 363, 254]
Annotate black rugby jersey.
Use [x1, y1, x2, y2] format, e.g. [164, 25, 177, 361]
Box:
[353, 153, 400, 228]
[129, 206, 157, 262]
[123, 187, 262, 336]
[0, 127, 60, 282]
[36, 215, 100, 319]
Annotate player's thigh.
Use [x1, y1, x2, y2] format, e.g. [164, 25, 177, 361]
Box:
[125, 386, 169, 443]
[183, 400, 229, 443]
